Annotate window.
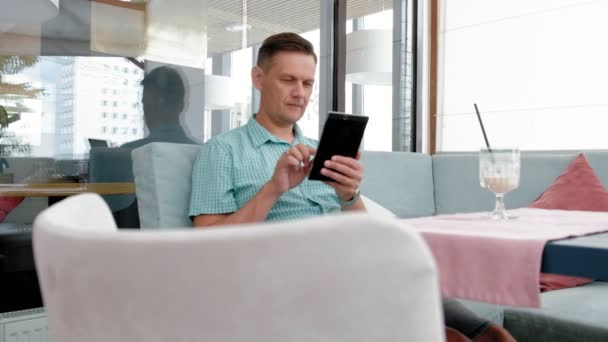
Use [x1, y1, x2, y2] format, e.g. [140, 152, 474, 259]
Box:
[345, 7, 394, 151]
[112, 112, 118, 119]
[342, 0, 416, 151]
[436, 0, 608, 151]
[122, 113, 127, 120]
[102, 112, 108, 118]
[102, 126, 108, 133]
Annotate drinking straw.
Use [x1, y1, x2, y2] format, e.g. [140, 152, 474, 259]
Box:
[474, 103, 492, 152]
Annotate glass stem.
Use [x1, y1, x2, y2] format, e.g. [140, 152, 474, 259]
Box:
[494, 194, 506, 217]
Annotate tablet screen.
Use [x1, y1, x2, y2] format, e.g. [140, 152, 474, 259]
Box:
[308, 112, 368, 181]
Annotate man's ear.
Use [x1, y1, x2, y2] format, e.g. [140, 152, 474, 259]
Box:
[251, 65, 264, 91]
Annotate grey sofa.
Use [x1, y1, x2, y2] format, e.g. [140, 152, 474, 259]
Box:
[360, 151, 608, 342]
[132, 143, 608, 342]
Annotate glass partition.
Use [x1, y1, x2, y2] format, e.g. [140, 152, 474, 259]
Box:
[0, 0, 418, 316]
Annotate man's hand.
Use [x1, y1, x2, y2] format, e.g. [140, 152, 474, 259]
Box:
[267, 144, 316, 195]
[321, 151, 363, 202]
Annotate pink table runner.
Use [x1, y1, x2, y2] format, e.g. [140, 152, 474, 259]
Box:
[402, 208, 608, 307]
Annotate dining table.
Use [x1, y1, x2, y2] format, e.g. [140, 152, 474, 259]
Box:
[402, 208, 608, 307]
[0, 182, 135, 197]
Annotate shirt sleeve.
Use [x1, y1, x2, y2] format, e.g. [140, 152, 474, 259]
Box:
[189, 140, 238, 217]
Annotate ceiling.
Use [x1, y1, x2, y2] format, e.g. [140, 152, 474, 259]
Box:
[0, 0, 393, 57]
[207, 0, 393, 55]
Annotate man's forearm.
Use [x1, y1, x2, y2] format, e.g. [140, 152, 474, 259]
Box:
[208, 183, 282, 226]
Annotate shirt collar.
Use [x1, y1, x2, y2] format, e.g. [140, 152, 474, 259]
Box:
[246, 114, 304, 148]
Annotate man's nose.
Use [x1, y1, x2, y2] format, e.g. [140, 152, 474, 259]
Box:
[291, 82, 305, 97]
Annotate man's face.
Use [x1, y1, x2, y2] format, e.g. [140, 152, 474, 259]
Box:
[141, 86, 153, 113]
[253, 51, 316, 125]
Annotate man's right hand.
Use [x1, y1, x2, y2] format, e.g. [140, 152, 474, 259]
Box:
[267, 144, 316, 194]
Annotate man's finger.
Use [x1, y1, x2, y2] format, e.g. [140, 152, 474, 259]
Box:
[285, 155, 301, 167]
[323, 160, 361, 181]
[300, 144, 316, 159]
[294, 144, 311, 161]
[321, 167, 357, 188]
[289, 146, 304, 162]
[330, 155, 362, 170]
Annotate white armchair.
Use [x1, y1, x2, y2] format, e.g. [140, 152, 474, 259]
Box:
[33, 193, 444, 342]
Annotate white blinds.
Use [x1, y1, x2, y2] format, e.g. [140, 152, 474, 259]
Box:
[438, 0, 608, 151]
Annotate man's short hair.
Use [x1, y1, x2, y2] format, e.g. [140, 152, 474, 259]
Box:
[257, 32, 317, 69]
[141, 66, 185, 112]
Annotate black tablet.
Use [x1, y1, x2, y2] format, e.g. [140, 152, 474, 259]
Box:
[308, 112, 368, 181]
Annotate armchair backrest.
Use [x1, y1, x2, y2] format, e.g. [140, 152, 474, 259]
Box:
[33, 193, 444, 342]
[132, 143, 200, 228]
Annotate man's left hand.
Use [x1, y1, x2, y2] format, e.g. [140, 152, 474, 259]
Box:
[321, 151, 363, 202]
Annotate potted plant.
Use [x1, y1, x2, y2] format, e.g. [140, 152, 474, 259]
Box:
[0, 57, 38, 183]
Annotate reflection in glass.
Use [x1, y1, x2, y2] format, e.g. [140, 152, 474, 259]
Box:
[91, 1, 146, 57]
[122, 66, 196, 149]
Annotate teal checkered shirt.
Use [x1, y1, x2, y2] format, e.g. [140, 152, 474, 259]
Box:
[189, 116, 341, 222]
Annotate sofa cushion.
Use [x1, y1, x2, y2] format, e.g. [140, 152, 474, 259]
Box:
[530, 153, 608, 211]
[360, 151, 435, 218]
[504, 281, 608, 342]
[132, 143, 201, 229]
[538, 281, 608, 326]
[432, 152, 596, 214]
[583, 151, 608, 188]
[89, 147, 137, 212]
[361, 195, 396, 217]
[504, 309, 608, 342]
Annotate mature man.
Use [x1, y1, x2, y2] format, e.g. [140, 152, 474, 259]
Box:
[189, 32, 365, 227]
[189, 32, 513, 342]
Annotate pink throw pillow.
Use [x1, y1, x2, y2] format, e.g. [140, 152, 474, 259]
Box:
[539, 272, 594, 292]
[529, 153, 608, 291]
[529, 153, 608, 211]
[0, 196, 25, 222]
